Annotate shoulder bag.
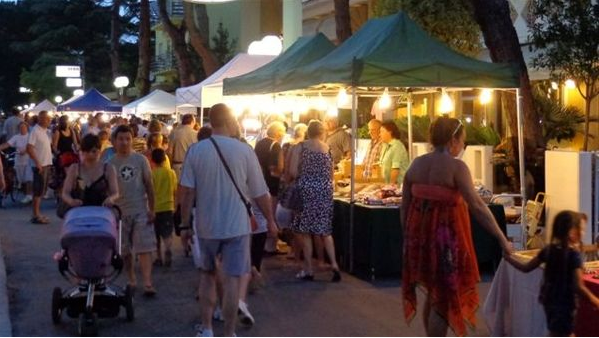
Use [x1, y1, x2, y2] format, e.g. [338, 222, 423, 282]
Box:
[279, 142, 304, 212]
[209, 137, 258, 232]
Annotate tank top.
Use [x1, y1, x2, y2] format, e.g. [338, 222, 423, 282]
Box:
[73, 163, 110, 206]
[58, 129, 75, 154]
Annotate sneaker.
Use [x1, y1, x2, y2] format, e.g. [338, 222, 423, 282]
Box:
[194, 325, 214, 337]
[238, 300, 255, 327]
[20, 195, 32, 204]
[212, 306, 224, 322]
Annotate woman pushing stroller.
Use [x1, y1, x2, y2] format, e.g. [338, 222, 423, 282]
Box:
[61, 134, 119, 208]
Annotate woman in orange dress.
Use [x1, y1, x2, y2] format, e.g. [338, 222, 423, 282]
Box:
[401, 117, 512, 336]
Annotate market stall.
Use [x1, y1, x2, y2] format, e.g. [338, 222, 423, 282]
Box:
[23, 99, 57, 115]
[122, 89, 176, 117]
[483, 253, 599, 336]
[57, 88, 122, 113]
[175, 53, 275, 123]
[224, 12, 525, 277]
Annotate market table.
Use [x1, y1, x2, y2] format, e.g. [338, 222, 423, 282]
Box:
[332, 200, 507, 281]
[483, 257, 599, 336]
[332, 199, 401, 281]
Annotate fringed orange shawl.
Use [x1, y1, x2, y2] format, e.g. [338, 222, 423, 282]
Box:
[402, 184, 480, 336]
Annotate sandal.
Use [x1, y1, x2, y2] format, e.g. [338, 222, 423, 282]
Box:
[332, 270, 342, 283]
[31, 216, 50, 224]
[143, 285, 157, 297]
[295, 270, 314, 281]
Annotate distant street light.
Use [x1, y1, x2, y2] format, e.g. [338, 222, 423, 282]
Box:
[73, 89, 84, 97]
[113, 76, 129, 103]
[55, 96, 63, 104]
[19, 87, 32, 93]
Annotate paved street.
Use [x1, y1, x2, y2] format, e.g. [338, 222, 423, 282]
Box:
[0, 199, 492, 337]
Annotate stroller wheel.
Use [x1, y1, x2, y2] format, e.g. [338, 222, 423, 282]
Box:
[78, 311, 98, 337]
[124, 285, 135, 322]
[51, 287, 62, 324]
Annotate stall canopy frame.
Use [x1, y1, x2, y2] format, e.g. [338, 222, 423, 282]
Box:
[57, 88, 122, 113]
[223, 12, 527, 266]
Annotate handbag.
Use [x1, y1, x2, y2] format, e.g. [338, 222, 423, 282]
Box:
[209, 137, 258, 232]
[279, 143, 304, 212]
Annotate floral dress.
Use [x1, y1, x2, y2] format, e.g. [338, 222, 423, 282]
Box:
[291, 146, 334, 236]
[402, 184, 480, 336]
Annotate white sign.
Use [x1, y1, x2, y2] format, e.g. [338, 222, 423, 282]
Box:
[56, 66, 81, 78]
[66, 78, 82, 87]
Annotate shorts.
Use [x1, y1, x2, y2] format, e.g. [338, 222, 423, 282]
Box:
[32, 166, 50, 197]
[251, 232, 267, 272]
[15, 165, 32, 184]
[154, 211, 174, 239]
[122, 213, 157, 255]
[544, 305, 575, 336]
[199, 235, 251, 277]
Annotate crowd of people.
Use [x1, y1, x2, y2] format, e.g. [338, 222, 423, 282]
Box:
[1, 104, 599, 337]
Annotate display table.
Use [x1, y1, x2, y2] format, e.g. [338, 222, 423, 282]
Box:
[332, 200, 507, 280]
[483, 258, 599, 336]
[332, 199, 402, 281]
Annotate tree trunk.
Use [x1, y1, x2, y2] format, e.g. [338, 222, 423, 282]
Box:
[135, 0, 151, 97]
[183, 2, 220, 76]
[471, 0, 544, 152]
[158, 0, 196, 87]
[110, 0, 123, 102]
[334, 0, 352, 43]
[583, 83, 592, 150]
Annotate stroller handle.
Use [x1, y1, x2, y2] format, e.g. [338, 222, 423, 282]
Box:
[109, 205, 122, 221]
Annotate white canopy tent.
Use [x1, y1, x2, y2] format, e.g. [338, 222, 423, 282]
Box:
[123, 89, 176, 116]
[23, 99, 57, 115]
[175, 53, 275, 122]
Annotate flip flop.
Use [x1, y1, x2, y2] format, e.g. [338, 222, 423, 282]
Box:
[31, 216, 49, 224]
[143, 285, 157, 297]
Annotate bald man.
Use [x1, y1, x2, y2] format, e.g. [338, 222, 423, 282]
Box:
[363, 119, 383, 178]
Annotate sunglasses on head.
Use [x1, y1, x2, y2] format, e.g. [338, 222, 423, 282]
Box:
[452, 120, 463, 137]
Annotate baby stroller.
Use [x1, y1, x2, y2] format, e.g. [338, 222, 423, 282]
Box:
[51, 206, 134, 336]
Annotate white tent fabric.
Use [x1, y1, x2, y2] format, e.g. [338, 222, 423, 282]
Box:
[176, 53, 275, 108]
[25, 100, 57, 114]
[123, 89, 176, 115]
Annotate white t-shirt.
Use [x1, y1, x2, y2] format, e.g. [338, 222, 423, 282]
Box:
[27, 125, 53, 167]
[7, 134, 30, 166]
[180, 135, 268, 240]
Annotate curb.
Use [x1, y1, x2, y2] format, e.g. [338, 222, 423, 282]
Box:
[0, 240, 12, 336]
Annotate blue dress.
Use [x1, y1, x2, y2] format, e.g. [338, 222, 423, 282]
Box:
[291, 146, 334, 236]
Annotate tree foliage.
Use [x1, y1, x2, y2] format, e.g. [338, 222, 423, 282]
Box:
[0, 0, 139, 111]
[530, 0, 599, 150]
[211, 22, 237, 65]
[372, 0, 482, 56]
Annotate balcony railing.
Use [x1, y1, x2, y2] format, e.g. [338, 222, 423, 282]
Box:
[151, 53, 178, 74]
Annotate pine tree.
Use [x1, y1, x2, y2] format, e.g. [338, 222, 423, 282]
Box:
[211, 22, 237, 65]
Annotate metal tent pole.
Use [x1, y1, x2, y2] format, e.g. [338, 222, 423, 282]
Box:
[349, 86, 358, 273]
[516, 88, 528, 248]
[407, 92, 414, 161]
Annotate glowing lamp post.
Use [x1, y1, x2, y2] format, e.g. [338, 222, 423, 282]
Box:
[113, 76, 129, 103]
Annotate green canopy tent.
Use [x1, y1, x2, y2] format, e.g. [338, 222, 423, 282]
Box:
[225, 12, 528, 261]
[223, 33, 336, 95]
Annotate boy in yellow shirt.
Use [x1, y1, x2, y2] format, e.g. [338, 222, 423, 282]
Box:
[151, 148, 177, 267]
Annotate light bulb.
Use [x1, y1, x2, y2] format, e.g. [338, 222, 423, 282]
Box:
[479, 89, 492, 105]
[551, 81, 559, 90]
[101, 114, 110, 123]
[565, 79, 576, 89]
[465, 117, 472, 123]
[337, 88, 349, 107]
[326, 106, 338, 117]
[317, 93, 327, 111]
[439, 90, 453, 114]
[378, 88, 391, 109]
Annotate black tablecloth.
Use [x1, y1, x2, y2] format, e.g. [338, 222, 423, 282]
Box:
[332, 199, 507, 281]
